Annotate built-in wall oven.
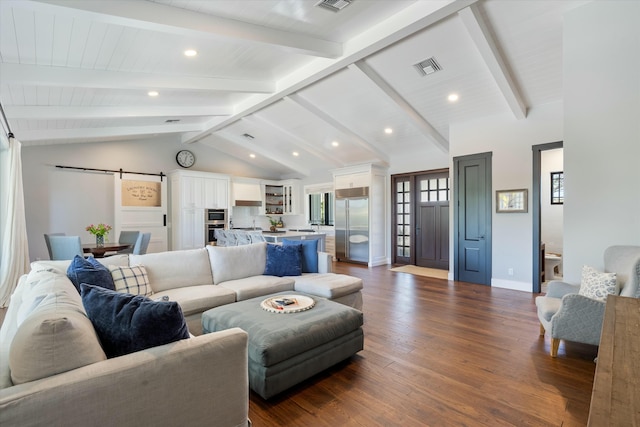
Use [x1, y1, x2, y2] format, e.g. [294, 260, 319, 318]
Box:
[205, 209, 227, 244]
[206, 209, 227, 222]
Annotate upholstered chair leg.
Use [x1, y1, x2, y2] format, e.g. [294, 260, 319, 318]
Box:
[539, 323, 545, 336]
[550, 338, 560, 357]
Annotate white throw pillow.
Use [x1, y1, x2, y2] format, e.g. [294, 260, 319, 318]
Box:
[206, 242, 267, 285]
[578, 265, 617, 302]
[109, 265, 152, 296]
[9, 290, 107, 385]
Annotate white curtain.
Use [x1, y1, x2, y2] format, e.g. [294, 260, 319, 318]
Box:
[0, 135, 30, 307]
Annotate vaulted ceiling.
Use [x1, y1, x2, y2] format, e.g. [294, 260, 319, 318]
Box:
[0, 0, 589, 178]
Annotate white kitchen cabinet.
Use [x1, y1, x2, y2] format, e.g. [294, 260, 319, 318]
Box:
[262, 179, 300, 215]
[169, 170, 230, 250]
[204, 177, 229, 209]
[334, 172, 370, 190]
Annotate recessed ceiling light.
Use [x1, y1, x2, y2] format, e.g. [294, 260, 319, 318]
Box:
[249, 153, 256, 158]
[331, 141, 339, 147]
[292, 151, 299, 157]
[184, 49, 198, 57]
[148, 91, 159, 97]
[448, 93, 459, 102]
[384, 128, 393, 134]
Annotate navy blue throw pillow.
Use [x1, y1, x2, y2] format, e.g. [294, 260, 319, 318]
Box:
[282, 239, 319, 273]
[264, 243, 302, 277]
[67, 255, 115, 293]
[80, 284, 190, 358]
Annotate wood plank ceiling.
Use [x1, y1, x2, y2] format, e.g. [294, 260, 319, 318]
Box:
[0, 0, 590, 177]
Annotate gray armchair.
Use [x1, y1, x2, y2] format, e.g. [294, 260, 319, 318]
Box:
[536, 245, 640, 357]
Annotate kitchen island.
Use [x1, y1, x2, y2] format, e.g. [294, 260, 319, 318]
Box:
[262, 230, 326, 252]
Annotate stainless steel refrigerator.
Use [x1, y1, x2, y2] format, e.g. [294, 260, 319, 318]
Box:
[335, 187, 369, 264]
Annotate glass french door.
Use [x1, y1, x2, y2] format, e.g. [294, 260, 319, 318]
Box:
[392, 169, 449, 268]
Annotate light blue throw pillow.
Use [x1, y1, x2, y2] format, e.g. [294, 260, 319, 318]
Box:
[282, 239, 318, 273]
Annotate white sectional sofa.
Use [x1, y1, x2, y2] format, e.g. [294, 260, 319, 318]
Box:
[135, 242, 363, 334]
[0, 242, 363, 426]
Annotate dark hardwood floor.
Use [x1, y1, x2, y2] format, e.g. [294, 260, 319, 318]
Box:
[249, 262, 597, 427]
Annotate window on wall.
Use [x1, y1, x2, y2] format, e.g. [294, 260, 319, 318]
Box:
[551, 171, 563, 204]
[308, 192, 334, 226]
[396, 180, 411, 258]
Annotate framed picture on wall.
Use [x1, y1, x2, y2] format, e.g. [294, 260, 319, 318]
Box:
[496, 189, 528, 213]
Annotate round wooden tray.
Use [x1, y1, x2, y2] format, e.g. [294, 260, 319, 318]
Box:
[261, 294, 315, 314]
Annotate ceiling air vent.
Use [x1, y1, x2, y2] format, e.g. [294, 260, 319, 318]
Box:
[413, 57, 442, 76]
[315, 0, 352, 12]
[242, 133, 255, 140]
[165, 119, 180, 123]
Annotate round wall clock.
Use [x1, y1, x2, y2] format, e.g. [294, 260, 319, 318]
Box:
[176, 150, 195, 168]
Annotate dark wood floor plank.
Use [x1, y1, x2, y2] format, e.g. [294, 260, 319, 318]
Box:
[248, 263, 597, 426]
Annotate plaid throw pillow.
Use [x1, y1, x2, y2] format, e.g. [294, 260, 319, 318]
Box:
[109, 265, 152, 296]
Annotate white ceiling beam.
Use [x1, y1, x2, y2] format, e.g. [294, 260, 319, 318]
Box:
[350, 61, 449, 153]
[1, 63, 273, 93]
[5, 105, 232, 120]
[22, 0, 341, 58]
[458, 4, 527, 119]
[286, 93, 389, 166]
[183, 0, 479, 143]
[215, 130, 309, 177]
[17, 123, 203, 143]
[243, 114, 345, 168]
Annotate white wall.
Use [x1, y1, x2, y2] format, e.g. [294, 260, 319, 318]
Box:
[449, 0, 640, 290]
[21, 136, 278, 261]
[562, 0, 640, 282]
[541, 149, 564, 255]
[450, 102, 563, 291]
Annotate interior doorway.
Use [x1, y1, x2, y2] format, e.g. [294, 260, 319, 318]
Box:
[532, 141, 563, 293]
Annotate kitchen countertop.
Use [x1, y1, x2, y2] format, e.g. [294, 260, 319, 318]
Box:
[262, 230, 325, 237]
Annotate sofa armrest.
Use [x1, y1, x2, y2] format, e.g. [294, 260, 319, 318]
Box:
[545, 280, 580, 298]
[0, 328, 249, 427]
[550, 294, 606, 345]
[318, 251, 333, 273]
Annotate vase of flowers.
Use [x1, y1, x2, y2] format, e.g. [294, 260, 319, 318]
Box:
[267, 216, 278, 232]
[86, 223, 112, 247]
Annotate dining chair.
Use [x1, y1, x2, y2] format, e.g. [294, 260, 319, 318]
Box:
[115, 231, 141, 255]
[214, 229, 227, 246]
[44, 232, 65, 259]
[48, 235, 83, 260]
[225, 230, 238, 246]
[234, 230, 251, 246]
[133, 233, 151, 255]
[248, 230, 266, 243]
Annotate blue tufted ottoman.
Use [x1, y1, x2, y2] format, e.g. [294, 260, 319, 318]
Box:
[201, 293, 363, 399]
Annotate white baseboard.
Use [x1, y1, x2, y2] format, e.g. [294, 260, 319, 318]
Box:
[491, 278, 532, 292]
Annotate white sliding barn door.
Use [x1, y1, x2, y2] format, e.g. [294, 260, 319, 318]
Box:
[114, 173, 168, 253]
